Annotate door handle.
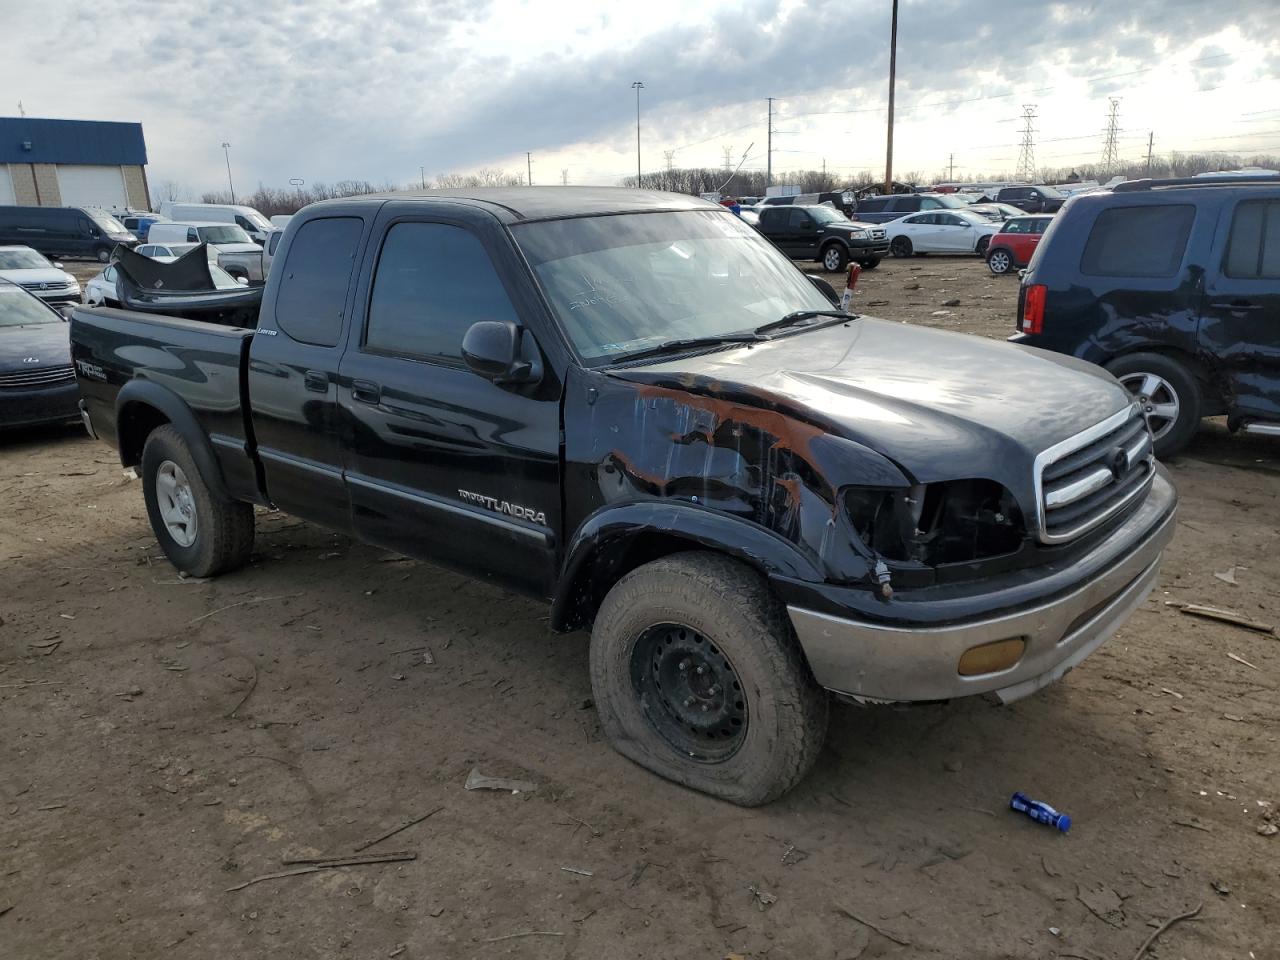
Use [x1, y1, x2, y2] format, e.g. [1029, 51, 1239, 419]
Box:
[1209, 301, 1262, 311]
[351, 379, 382, 404]
[303, 370, 328, 393]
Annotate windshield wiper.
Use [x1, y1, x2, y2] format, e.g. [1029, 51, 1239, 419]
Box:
[753, 309, 851, 336]
[611, 332, 767, 363]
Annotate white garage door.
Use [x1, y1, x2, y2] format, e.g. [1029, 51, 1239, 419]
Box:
[57, 165, 129, 211]
[0, 166, 14, 205]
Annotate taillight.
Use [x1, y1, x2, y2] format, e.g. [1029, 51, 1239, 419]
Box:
[1020, 283, 1046, 334]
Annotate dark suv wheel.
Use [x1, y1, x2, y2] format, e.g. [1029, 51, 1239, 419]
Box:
[820, 243, 849, 273]
[1106, 352, 1202, 458]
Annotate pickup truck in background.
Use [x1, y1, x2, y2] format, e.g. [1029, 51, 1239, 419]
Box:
[994, 184, 1066, 214]
[754, 204, 888, 271]
[72, 188, 1176, 806]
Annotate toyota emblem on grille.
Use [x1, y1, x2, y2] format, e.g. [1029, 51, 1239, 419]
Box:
[1108, 446, 1128, 480]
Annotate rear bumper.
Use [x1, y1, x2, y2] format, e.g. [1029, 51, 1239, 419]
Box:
[786, 471, 1176, 704]
[0, 381, 81, 430]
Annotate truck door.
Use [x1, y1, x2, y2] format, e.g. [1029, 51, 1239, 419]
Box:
[1201, 196, 1280, 424]
[247, 214, 369, 532]
[786, 207, 820, 258]
[337, 206, 561, 597]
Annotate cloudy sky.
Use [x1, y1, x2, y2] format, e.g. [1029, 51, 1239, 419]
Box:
[5, 0, 1279, 194]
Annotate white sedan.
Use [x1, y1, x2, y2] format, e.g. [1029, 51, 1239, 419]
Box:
[885, 208, 1001, 257]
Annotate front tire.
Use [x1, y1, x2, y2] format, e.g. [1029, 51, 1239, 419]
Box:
[986, 248, 1014, 274]
[975, 234, 991, 255]
[890, 236, 913, 257]
[820, 243, 849, 273]
[95, 246, 112, 263]
[141, 425, 254, 577]
[1106, 353, 1202, 458]
[590, 552, 828, 806]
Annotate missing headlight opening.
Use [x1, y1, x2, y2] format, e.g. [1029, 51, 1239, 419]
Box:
[844, 480, 1025, 566]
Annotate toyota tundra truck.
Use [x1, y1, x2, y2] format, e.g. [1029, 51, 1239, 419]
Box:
[71, 188, 1176, 806]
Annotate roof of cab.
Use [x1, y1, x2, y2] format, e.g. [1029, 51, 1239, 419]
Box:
[311, 187, 720, 223]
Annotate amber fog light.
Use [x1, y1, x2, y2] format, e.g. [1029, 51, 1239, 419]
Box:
[958, 637, 1026, 677]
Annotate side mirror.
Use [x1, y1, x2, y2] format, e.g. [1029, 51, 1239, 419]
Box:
[806, 274, 840, 306]
[54, 261, 64, 268]
[236, 277, 249, 286]
[462, 320, 541, 384]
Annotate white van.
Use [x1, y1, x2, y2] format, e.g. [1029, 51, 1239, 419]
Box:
[156, 202, 273, 244]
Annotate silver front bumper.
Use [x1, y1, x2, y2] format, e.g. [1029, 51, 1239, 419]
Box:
[788, 481, 1176, 704]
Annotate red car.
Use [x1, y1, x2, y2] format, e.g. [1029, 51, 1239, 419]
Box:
[986, 215, 1053, 274]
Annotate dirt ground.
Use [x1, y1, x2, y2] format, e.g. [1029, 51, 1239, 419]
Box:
[3, 255, 1277, 960]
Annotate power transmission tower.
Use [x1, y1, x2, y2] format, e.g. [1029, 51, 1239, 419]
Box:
[1100, 98, 1121, 174]
[663, 149, 676, 192]
[948, 153, 955, 180]
[1015, 105, 1037, 182]
[766, 97, 775, 187]
[722, 145, 734, 173]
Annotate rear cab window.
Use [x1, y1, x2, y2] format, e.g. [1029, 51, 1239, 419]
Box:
[1080, 204, 1195, 278]
[273, 217, 364, 346]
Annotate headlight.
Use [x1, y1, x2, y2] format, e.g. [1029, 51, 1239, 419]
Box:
[848, 228, 868, 239]
[844, 479, 1025, 565]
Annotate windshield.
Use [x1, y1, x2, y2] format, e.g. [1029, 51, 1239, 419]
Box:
[92, 213, 129, 234]
[0, 249, 53, 270]
[805, 206, 848, 223]
[0, 284, 59, 326]
[512, 210, 834, 365]
[197, 225, 252, 244]
[932, 194, 967, 208]
[246, 213, 272, 231]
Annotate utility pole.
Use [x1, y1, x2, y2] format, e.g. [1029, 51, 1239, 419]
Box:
[17, 100, 25, 117]
[663, 149, 675, 192]
[1145, 131, 1154, 175]
[948, 153, 955, 180]
[1015, 106, 1037, 182]
[526, 152, 533, 186]
[1100, 97, 1121, 174]
[419, 166, 426, 190]
[766, 97, 775, 188]
[884, 0, 899, 195]
[631, 81, 645, 186]
[220, 141, 235, 203]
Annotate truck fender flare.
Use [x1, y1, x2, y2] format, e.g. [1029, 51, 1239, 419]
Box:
[551, 502, 823, 632]
[115, 379, 232, 501]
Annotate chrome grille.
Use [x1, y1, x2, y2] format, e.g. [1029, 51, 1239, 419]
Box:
[1034, 404, 1155, 543]
[0, 364, 76, 388]
[870, 228, 887, 241]
[19, 280, 72, 292]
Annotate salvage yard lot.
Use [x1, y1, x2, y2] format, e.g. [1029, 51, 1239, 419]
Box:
[2, 257, 1276, 959]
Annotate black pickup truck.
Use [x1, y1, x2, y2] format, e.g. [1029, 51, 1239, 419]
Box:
[754, 204, 888, 271]
[72, 188, 1176, 806]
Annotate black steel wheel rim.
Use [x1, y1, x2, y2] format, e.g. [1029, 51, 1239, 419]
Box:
[629, 623, 749, 763]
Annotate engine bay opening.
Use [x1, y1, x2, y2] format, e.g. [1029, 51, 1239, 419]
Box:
[845, 479, 1025, 566]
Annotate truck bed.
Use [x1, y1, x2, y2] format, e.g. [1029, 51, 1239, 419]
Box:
[70, 305, 260, 500]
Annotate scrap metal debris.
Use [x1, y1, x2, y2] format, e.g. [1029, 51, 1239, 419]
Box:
[748, 884, 777, 911]
[464, 768, 537, 794]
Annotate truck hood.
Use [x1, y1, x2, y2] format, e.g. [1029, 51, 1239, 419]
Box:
[210, 243, 261, 255]
[0, 320, 71, 373]
[608, 316, 1131, 487]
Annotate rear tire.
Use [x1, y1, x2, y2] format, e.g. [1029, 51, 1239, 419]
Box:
[975, 234, 991, 255]
[141, 425, 254, 577]
[820, 243, 849, 273]
[95, 246, 112, 263]
[858, 257, 881, 270]
[589, 552, 828, 806]
[986, 248, 1014, 274]
[890, 236, 913, 258]
[1105, 352, 1202, 458]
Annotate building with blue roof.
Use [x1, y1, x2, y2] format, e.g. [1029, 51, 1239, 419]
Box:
[0, 117, 149, 212]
